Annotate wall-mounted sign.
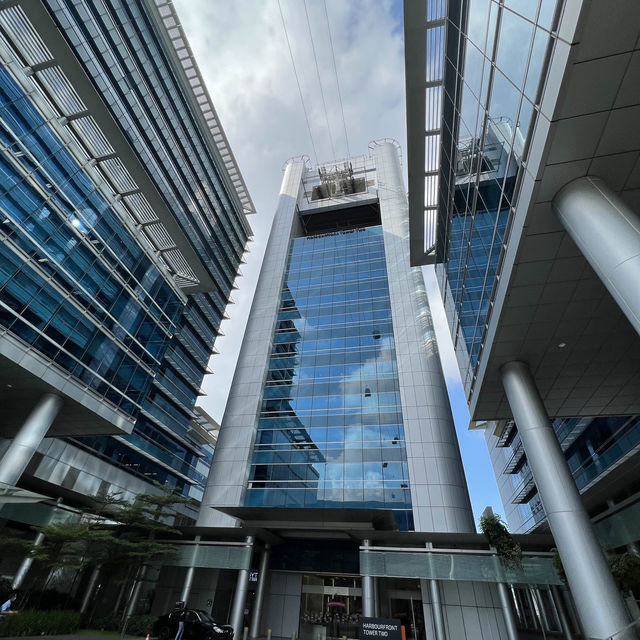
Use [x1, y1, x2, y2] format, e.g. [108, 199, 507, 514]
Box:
[249, 570, 259, 582]
[360, 618, 402, 640]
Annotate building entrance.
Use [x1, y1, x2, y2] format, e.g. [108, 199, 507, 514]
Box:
[379, 580, 424, 640]
[299, 575, 362, 640]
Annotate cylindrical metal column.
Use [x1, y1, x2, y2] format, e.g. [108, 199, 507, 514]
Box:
[501, 361, 630, 639]
[0, 393, 63, 485]
[373, 577, 380, 618]
[80, 566, 101, 615]
[12, 532, 44, 590]
[533, 588, 550, 632]
[124, 564, 148, 619]
[249, 544, 270, 639]
[550, 586, 574, 640]
[429, 579, 446, 640]
[12, 497, 63, 590]
[553, 176, 640, 335]
[180, 536, 201, 604]
[497, 583, 519, 640]
[361, 540, 375, 617]
[230, 537, 254, 639]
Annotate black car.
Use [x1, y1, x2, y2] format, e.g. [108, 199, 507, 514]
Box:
[153, 608, 234, 640]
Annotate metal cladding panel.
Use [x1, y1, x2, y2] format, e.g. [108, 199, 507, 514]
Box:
[197, 161, 305, 527]
[371, 142, 474, 533]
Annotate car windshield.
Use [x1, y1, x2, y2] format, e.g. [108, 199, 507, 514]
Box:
[194, 610, 216, 623]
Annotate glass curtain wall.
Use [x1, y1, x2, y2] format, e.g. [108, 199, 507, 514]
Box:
[246, 226, 413, 528]
[438, 0, 561, 390]
[0, 65, 181, 416]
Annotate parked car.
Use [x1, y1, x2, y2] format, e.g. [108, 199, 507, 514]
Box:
[153, 608, 234, 640]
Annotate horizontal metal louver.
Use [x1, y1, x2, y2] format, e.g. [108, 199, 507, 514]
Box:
[37, 66, 85, 116]
[70, 116, 114, 157]
[0, 6, 51, 65]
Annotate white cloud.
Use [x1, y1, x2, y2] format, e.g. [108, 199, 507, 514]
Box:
[173, 0, 505, 523]
[173, 0, 406, 421]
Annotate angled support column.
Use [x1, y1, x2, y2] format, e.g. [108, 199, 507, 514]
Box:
[249, 544, 270, 639]
[0, 393, 63, 485]
[553, 176, 640, 335]
[501, 361, 630, 639]
[361, 540, 375, 618]
[12, 532, 45, 590]
[80, 565, 101, 614]
[12, 497, 63, 590]
[230, 537, 254, 640]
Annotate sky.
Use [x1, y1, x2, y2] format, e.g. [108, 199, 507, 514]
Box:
[173, 0, 505, 527]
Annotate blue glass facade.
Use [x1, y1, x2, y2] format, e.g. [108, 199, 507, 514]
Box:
[433, 0, 640, 537]
[0, 0, 251, 505]
[436, 0, 561, 392]
[44, 0, 252, 500]
[246, 227, 412, 527]
[0, 65, 180, 416]
[496, 414, 640, 533]
[446, 194, 509, 370]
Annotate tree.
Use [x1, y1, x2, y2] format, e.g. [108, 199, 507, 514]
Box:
[13, 483, 192, 619]
[479, 512, 522, 570]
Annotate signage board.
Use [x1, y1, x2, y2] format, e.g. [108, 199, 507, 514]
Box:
[360, 617, 402, 640]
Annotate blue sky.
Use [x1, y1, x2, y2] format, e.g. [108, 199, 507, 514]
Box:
[173, 0, 505, 528]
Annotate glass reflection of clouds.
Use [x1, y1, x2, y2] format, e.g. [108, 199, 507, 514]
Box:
[438, 0, 560, 392]
[246, 226, 412, 528]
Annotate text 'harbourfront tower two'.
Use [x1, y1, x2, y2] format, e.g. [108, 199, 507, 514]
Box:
[199, 142, 473, 533]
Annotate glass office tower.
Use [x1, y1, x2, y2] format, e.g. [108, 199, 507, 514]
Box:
[199, 143, 474, 533]
[0, 0, 253, 513]
[248, 226, 411, 525]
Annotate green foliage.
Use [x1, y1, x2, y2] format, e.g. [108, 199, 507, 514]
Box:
[551, 547, 566, 583]
[20, 589, 80, 611]
[0, 609, 80, 637]
[479, 512, 522, 569]
[126, 614, 157, 636]
[609, 552, 640, 593]
[21, 484, 189, 584]
[89, 613, 154, 634]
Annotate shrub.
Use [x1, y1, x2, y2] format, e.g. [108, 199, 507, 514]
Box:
[610, 552, 640, 593]
[90, 614, 120, 631]
[126, 614, 157, 636]
[86, 613, 155, 636]
[0, 609, 80, 637]
[479, 512, 522, 569]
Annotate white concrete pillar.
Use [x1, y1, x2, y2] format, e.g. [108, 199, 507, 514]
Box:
[428, 579, 446, 640]
[80, 566, 101, 614]
[180, 536, 201, 604]
[12, 497, 63, 590]
[12, 532, 44, 590]
[249, 544, 270, 639]
[550, 585, 574, 640]
[373, 577, 380, 618]
[501, 361, 631, 639]
[124, 564, 148, 619]
[497, 582, 519, 640]
[0, 393, 62, 485]
[553, 176, 640, 335]
[361, 540, 375, 617]
[230, 537, 254, 639]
